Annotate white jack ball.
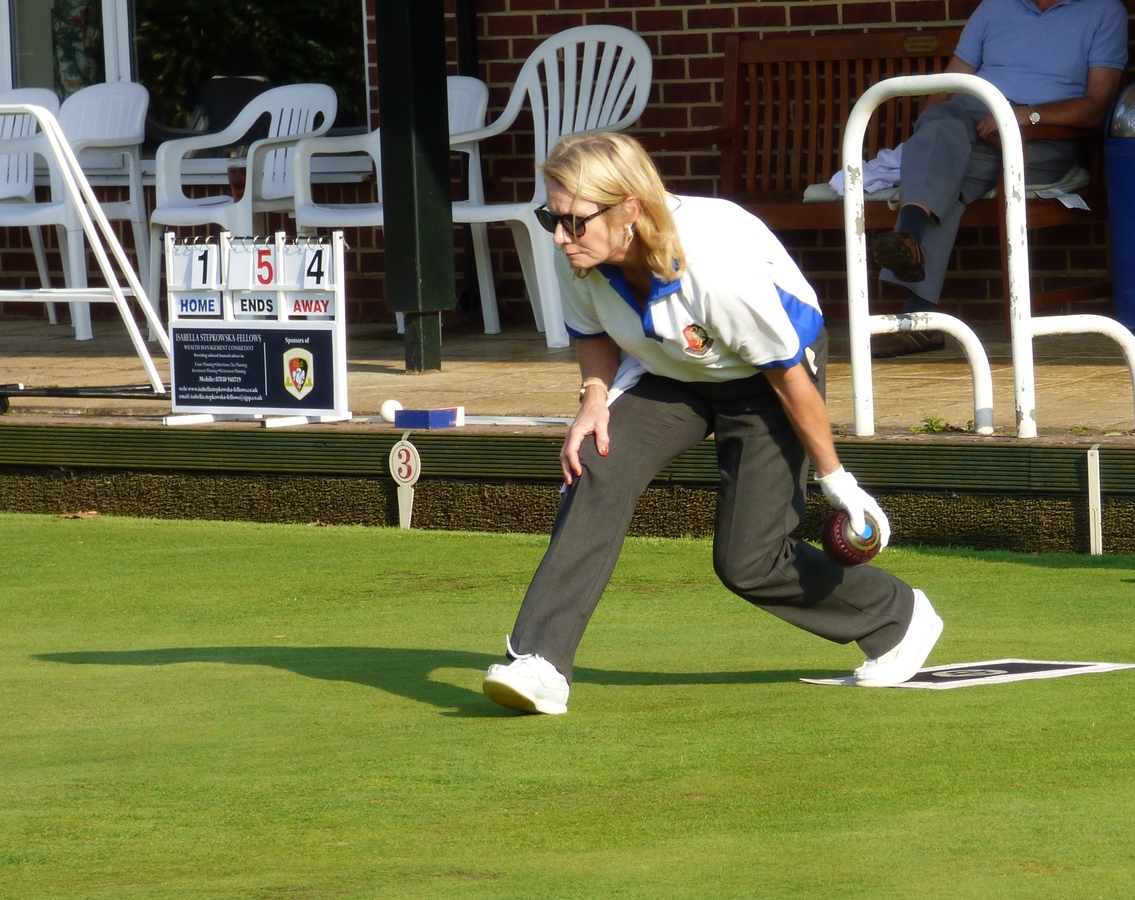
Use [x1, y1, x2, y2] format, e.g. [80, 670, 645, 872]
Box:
[379, 399, 403, 423]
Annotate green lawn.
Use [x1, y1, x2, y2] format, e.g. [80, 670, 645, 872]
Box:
[1, 513, 1133, 899]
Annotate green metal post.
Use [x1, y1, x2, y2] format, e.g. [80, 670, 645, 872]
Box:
[401, 312, 444, 374]
[375, 0, 455, 372]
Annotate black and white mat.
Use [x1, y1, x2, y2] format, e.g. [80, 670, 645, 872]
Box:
[803, 659, 1135, 689]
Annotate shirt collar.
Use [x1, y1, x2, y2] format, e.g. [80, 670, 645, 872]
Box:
[1021, 0, 1075, 13]
[595, 264, 679, 343]
[596, 263, 682, 310]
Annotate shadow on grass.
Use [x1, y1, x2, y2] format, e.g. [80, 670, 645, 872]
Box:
[33, 647, 842, 717]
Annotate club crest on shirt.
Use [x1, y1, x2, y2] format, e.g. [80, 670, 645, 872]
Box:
[682, 324, 714, 357]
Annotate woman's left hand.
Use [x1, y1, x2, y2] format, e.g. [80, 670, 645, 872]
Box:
[563, 334, 622, 485]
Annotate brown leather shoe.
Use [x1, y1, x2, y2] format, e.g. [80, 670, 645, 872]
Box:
[873, 231, 926, 282]
[871, 330, 946, 359]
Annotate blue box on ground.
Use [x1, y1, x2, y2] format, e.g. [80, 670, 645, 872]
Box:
[393, 407, 463, 429]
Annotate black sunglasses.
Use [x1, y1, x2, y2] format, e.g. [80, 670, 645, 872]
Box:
[534, 205, 612, 239]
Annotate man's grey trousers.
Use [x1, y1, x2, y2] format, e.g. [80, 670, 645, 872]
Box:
[883, 95, 1080, 303]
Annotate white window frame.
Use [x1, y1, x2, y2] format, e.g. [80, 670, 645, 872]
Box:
[1, 0, 129, 90]
[2, 0, 372, 183]
[0, 1, 11, 91]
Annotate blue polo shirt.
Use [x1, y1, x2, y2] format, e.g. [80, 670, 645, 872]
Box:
[956, 0, 1128, 106]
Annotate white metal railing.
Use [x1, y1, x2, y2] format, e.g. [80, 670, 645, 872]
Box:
[0, 102, 168, 393]
[842, 73, 1135, 439]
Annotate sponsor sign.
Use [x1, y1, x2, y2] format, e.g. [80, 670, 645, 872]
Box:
[171, 324, 336, 415]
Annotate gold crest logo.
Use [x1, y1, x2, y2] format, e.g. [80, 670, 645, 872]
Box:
[283, 347, 314, 400]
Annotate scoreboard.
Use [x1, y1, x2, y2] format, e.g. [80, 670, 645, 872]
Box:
[165, 232, 351, 425]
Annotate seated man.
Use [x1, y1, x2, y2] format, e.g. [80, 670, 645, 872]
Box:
[871, 0, 1128, 358]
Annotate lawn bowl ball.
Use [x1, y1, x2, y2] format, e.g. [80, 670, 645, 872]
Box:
[379, 399, 403, 423]
[821, 510, 881, 566]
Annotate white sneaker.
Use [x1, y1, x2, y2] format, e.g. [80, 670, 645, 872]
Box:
[483, 643, 569, 714]
[854, 589, 943, 687]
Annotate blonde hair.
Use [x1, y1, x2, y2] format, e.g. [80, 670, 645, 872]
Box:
[541, 132, 685, 281]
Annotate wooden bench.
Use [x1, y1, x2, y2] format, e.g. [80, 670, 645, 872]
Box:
[644, 30, 1111, 330]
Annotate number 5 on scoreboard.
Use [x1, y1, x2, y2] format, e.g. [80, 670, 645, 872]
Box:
[255, 246, 275, 286]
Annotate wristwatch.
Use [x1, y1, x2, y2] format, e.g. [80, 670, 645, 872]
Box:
[1028, 106, 1041, 126]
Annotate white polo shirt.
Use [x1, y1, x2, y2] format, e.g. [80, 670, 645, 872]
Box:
[560, 195, 823, 383]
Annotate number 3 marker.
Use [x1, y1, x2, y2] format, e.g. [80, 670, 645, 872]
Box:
[388, 438, 421, 487]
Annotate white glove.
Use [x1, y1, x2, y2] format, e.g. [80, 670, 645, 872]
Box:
[816, 466, 891, 548]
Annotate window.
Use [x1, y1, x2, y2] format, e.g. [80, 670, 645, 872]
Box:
[132, 0, 368, 135]
[4, 0, 107, 95]
[4, 0, 370, 165]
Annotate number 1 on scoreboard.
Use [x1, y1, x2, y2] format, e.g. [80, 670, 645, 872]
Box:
[170, 243, 219, 290]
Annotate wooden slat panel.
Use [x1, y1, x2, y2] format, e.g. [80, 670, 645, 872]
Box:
[897, 57, 914, 147]
[806, 59, 821, 188]
[758, 61, 772, 192]
[835, 60, 851, 184]
[776, 62, 794, 191]
[718, 30, 962, 193]
[770, 61, 785, 190]
[733, 30, 959, 66]
[883, 58, 899, 150]
[719, 35, 743, 196]
[822, 66, 836, 184]
[788, 61, 803, 191]
[866, 59, 881, 159]
[749, 61, 758, 191]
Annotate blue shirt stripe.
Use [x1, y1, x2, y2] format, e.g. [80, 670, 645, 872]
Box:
[756, 286, 825, 370]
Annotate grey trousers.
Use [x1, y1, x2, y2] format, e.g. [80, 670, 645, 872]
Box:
[509, 330, 915, 683]
[883, 96, 1080, 303]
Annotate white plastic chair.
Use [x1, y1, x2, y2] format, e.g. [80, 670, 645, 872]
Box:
[0, 84, 151, 340]
[0, 88, 61, 324]
[293, 75, 500, 333]
[448, 25, 652, 347]
[148, 83, 337, 312]
[0, 98, 169, 389]
[57, 82, 151, 339]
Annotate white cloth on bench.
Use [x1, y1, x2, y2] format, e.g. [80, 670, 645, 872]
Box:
[825, 145, 903, 196]
[804, 161, 1090, 205]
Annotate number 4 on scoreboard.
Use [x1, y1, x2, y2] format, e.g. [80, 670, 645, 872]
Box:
[303, 245, 333, 289]
[279, 240, 334, 291]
